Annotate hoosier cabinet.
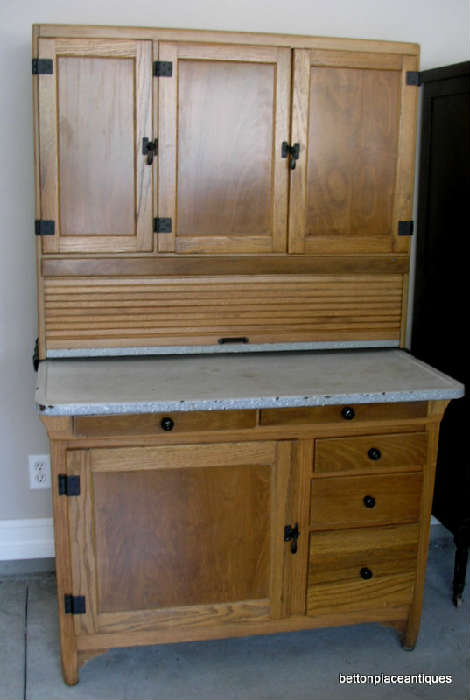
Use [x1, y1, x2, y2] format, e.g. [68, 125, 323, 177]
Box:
[31, 23, 464, 684]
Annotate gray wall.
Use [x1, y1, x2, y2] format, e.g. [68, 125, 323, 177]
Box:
[0, 0, 469, 523]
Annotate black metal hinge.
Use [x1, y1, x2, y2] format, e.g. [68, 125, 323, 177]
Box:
[406, 71, 423, 86]
[154, 217, 172, 233]
[58, 474, 81, 496]
[64, 594, 86, 615]
[153, 61, 173, 77]
[32, 58, 53, 75]
[35, 220, 55, 236]
[398, 220, 414, 236]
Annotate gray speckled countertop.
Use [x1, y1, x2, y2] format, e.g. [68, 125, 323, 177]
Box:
[35, 349, 465, 416]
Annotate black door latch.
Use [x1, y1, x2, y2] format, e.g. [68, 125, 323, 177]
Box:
[284, 523, 300, 554]
[142, 138, 158, 165]
[281, 142, 300, 169]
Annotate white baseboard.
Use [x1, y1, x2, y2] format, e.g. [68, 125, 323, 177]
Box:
[0, 518, 55, 561]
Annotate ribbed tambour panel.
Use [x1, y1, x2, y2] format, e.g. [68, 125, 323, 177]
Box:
[43, 275, 404, 349]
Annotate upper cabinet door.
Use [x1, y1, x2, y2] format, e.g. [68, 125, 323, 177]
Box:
[157, 43, 291, 254]
[37, 39, 154, 254]
[289, 50, 418, 254]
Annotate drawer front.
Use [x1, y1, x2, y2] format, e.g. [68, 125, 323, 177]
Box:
[307, 524, 419, 615]
[260, 402, 427, 427]
[310, 473, 422, 529]
[74, 410, 256, 436]
[314, 432, 427, 475]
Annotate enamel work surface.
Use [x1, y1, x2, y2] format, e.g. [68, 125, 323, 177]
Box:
[36, 350, 464, 416]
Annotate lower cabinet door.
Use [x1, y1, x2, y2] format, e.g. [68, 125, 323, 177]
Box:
[66, 440, 294, 637]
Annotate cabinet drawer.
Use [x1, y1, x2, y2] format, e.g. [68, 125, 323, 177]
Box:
[74, 410, 256, 437]
[260, 402, 427, 427]
[314, 432, 427, 475]
[310, 473, 422, 529]
[307, 524, 419, 615]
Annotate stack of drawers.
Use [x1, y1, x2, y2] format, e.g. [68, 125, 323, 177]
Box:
[308, 430, 426, 615]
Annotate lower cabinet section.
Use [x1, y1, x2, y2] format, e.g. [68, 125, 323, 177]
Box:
[43, 403, 445, 684]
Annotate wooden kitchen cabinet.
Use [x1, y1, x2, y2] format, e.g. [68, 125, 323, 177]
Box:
[31, 21, 453, 691]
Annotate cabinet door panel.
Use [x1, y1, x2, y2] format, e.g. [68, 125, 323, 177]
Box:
[158, 42, 290, 254]
[94, 465, 270, 611]
[289, 49, 418, 254]
[67, 441, 296, 634]
[38, 39, 153, 254]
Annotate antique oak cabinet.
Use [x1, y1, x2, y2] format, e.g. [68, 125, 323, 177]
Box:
[32, 24, 464, 685]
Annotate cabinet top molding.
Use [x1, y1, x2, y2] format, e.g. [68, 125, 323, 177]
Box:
[32, 24, 419, 56]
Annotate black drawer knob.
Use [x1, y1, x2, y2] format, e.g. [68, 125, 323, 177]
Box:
[341, 406, 355, 420]
[160, 416, 174, 431]
[368, 447, 382, 461]
[363, 495, 376, 509]
[360, 567, 373, 580]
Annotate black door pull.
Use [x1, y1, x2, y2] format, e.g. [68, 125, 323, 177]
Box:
[284, 523, 300, 554]
[142, 138, 158, 165]
[281, 142, 300, 170]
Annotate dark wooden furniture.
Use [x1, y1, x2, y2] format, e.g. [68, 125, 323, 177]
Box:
[411, 61, 470, 606]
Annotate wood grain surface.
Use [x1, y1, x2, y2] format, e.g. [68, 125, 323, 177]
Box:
[307, 523, 419, 614]
[43, 274, 403, 349]
[38, 39, 153, 254]
[157, 42, 290, 254]
[310, 472, 423, 529]
[314, 432, 427, 474]
[93, 463, 271, 611]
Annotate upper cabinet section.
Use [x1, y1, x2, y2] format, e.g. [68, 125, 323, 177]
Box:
[33, 27, 418, 259]
[289, 50, 418, 254]
[157, 43, 291, 254]
[37, 38, 154, 253]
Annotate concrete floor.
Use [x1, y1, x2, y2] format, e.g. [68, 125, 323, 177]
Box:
[0, 534, 468, 700]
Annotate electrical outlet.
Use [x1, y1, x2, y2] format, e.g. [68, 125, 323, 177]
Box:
[28, 454, 51, 489]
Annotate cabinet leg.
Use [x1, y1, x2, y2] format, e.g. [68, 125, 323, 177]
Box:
[60, 639, 79, 686]
[401, 616, 418, 651]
